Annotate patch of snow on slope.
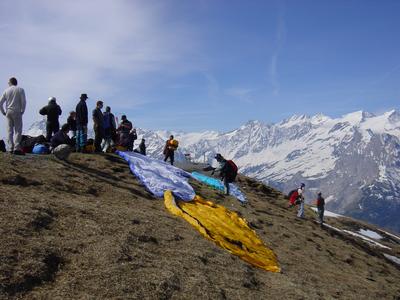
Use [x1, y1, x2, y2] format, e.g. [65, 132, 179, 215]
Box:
[383, 254, 400, 265]
[342, 230, 391, 249]
[310, 207, 342, 218]
[359, 229, 383, 240]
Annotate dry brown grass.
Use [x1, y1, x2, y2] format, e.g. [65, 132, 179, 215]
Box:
[0, 152, 399, 299]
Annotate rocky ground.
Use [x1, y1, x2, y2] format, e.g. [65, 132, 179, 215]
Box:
[0, 152, 399, 299]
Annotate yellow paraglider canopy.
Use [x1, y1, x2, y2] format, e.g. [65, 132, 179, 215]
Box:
[164, 190, 280, 273]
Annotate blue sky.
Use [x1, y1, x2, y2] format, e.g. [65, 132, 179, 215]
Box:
[0, 0, 399, 135]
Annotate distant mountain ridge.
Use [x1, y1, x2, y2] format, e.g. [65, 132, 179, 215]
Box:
[26, 109, 400, 233]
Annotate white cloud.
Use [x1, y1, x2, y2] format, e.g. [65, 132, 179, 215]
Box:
[0, 0, 201, 137]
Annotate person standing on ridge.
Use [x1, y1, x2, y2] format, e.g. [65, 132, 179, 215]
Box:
[92, 100, 104, 152]
[128, 128, 137, 151]
[117, 115, 132, 148]
[163, 135, 179, 165]
[75, 93, 89, 152]
[39, 97, 62, 141]
[102, 106, 116, 152]
[297, 183, 306, 219]
[0, 77, 26, 154]
[138, 138, 146, 155]
[212, 153, 238, 196]
[315, 192, 325, 224]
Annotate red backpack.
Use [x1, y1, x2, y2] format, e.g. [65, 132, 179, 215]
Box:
[288, 189, 299, 205]
[226, 160, 238, 177]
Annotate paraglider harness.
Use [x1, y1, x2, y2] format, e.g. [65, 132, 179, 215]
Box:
[288, 189, 303, 205]
[213, 159, 238, 183]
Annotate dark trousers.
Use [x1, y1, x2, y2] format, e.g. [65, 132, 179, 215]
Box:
[94, 126, 104, 152]
[318, 208, 325, 223]
[223, 177, 230, 195]
[46, 122, 59, 142]
[164, 150, 174, 165]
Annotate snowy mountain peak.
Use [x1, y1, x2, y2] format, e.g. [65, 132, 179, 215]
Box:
[388, 109, 400, 123]
[26, 119, 47, 137]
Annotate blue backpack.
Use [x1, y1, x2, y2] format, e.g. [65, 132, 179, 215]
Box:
[32, 144, 50, 154]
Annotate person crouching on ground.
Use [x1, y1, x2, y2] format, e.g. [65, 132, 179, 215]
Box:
[51, 123, 73, 150]
[92, 100, 104, 152]
[163, 135, 178, 165]
[212, 153, 238, 195]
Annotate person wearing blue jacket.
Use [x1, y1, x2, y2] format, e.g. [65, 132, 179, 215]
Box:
[75, 94, 88, 152]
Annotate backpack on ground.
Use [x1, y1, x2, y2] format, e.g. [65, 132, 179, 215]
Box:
[0, 140, 5, 152]
[32, 144, 50, 155]
[20, 135, 47, 153]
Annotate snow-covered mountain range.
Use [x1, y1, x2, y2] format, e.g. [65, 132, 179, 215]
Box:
[26, 110, 400, 233]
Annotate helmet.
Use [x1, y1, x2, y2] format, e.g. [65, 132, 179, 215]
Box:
[300, 183, 305, 188]
[48, 96, 56, 102]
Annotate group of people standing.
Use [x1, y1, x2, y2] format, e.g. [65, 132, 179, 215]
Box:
[46, 95, 147, 154]
[0, 77, 146, 155]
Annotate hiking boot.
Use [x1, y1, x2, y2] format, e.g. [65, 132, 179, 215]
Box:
[12, 150, 25, 156]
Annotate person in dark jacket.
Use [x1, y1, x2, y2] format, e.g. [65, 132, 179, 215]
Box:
[92, 100, 104, 152]
[67, 111, 77, 138]
[127, 128, 137, 151]
[117, 115, 133, 148]
[139, 138, 146, 155]
[212, 153, 237, 195]
[315, 192, 325, 224]
[134, 138, 146, 155]
[102, 106, 116, 152]
[163, 135, 178, 165]
[50, 123, 73, 149]
[75, 94, 89, 152]
[39, 97, 62, 141]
